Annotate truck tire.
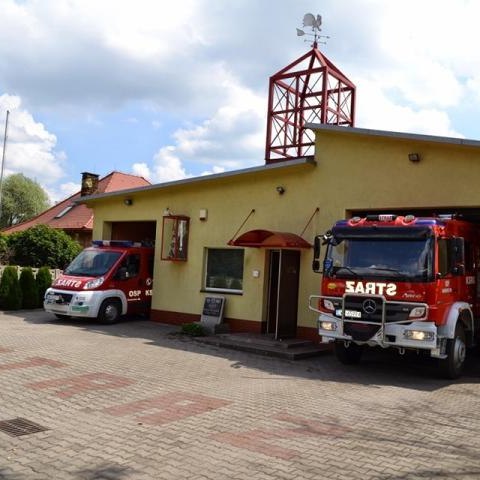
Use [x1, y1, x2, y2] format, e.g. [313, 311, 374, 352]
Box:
[334, 340, 363, 365]
[439, 323, 466, 379]
[98, 299, 121, 325]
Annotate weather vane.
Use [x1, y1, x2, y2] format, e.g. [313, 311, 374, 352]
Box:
[296, 13, 330, 47]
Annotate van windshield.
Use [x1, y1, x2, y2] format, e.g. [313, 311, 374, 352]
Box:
[64, 249, 122, 277]
[324, 237, 433, 281]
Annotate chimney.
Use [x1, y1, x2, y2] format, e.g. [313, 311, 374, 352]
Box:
[80, 172, 99, 196]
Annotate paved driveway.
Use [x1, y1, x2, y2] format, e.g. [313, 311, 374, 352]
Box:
[1, 310, 480, 480]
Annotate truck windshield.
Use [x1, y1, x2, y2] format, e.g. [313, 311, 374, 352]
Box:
[64, 249, 122, 277]
[325, 237, 433, 281]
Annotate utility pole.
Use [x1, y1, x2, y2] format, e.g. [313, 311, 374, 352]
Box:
[0, 110, 10, 223]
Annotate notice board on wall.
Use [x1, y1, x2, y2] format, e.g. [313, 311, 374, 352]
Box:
[200, 296, 226, 333]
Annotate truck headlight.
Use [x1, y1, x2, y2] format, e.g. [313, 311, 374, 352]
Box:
[404, 330, 434, 341]
[83, 277, 105, 289]
[408, 306, 426, 319]
[319, 320, 337, 331]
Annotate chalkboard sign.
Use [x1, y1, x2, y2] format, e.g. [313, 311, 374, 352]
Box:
[200, 296, 226, 333]
[202, 296, 225, 317]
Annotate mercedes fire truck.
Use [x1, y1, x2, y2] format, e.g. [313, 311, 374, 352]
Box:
[308, 214, 480, 378]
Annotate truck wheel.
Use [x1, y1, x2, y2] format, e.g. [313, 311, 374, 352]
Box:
[98, 299, 121, 325]
[334, 340, 363, 365]
[439, 323, 466, 379]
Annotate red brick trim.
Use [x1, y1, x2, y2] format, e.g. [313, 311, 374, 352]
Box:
[150, 310, 323, 343]
[150, 309, 262, 333]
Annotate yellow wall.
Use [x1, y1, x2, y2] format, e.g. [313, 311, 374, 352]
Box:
[87, 128, 480, 331]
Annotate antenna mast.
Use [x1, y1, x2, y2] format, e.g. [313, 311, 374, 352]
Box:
[0, 110, 10, 222]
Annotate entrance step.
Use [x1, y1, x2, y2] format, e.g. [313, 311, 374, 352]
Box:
[194, 333, 331, 360]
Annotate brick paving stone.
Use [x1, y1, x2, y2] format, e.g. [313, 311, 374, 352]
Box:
[1, 310, 480, 479]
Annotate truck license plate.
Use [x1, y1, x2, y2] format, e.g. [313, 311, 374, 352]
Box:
[336, 309, 361, 319]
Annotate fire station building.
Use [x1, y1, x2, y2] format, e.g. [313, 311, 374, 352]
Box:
[80, 45, 480, 341]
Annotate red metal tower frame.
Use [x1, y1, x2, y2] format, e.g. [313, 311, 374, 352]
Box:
[265, 43, 356, 163]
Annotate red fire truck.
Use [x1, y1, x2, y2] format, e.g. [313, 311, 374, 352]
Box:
[308, 214, 480, 378]
[44, 240, 154, 324]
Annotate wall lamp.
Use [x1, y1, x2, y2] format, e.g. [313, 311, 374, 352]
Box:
[276, 185, 286, 195]
[124, 198, 133, 206]
[408, 153, 421, 163]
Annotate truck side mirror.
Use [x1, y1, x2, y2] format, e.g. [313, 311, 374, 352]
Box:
[312, 236, 322, 273]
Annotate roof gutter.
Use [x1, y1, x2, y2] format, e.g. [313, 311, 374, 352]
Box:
[76, 156, 316, 204]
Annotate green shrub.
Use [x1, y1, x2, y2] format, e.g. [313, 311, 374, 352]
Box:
[36, 267, 52, 308]
[0, 234, 11, 264]
[7, 225, 82, 268]
[19, 267, 38, 309]
[0, 266, 22, 310]
[181, 322, 206, 337]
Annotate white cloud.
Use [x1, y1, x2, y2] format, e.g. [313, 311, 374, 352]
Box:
[46, 181, 80, 204]
[152, 146, 191, 183]
[132, 162, 151, 181]
[0, 94, 66, 200]
[467, 76, 480, 104]
[355, 77, 463, 137]
[148, 72, 266, 181]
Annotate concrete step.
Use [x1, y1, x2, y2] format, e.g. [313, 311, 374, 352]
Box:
[195, 333, 331, 360]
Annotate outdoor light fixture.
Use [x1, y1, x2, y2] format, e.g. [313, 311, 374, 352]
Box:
[124, 198, 133, 206]
[276, 186, 286, 195]
[408, 153, 421, 163]
[199, 209, 208, 221]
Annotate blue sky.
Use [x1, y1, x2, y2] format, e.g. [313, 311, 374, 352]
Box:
[1, 0, 480, 202]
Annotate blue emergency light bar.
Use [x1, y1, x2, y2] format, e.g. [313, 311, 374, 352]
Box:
[92, 240, 142, 248]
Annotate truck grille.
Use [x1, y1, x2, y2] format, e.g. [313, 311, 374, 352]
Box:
[336, 295, 419, 342]
[46, 291, 73, 305]
[340, 295, 414, 324]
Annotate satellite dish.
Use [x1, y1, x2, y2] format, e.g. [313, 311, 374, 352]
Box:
[316, 15, 322, 27]
[296, 28, 305, 37]
[303, 13, 315, 27]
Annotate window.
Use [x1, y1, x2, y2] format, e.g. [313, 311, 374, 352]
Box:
[64, 250, 122, 277]
[124, 254, 140, 277]
[437, 239, 453, 277]
[161, 215, 189, 261]
[205, 248, 244, 293]
[54, 205, 74, 219]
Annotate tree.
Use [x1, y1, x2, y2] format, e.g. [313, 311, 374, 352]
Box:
[0, 233, 11, 264]
[8, 225, 82, 268]
[0, 266, 22, 310]
[0, 173, 50, 228]
[19, 267, 38, 309]
[36, 266, 52, 307]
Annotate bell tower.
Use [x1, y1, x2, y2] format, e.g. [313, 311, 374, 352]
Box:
[265, 14, 356, 163]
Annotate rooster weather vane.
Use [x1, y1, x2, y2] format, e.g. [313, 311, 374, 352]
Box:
[296, 13, 330, 47]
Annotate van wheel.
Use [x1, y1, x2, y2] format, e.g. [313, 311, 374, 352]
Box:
[98, 299, 121, 324]
[334, 340, 363, 365]
[439, 323, 466, 379]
